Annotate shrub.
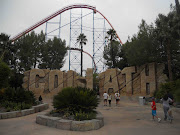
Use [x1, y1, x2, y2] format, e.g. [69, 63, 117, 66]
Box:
[0, 87, 36, 111]
[154, 79, 180, 102]
[0, 61, 10, 89]
[53, 87, 99, 115]
[74, 110, 96, 121]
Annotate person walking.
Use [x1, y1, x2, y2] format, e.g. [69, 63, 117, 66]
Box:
[108, 93, 112, 107]
[151, 97, 161, 122]
[103, 91, 108, 106]
[162, 94, 173, 123]
[114, 91, 120, 106]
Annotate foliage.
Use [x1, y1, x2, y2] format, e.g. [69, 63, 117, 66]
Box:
[53, 87, 99, 116]
[121, 4, 180, 80]
[154, 79, 180, 102]
[39, 36, 67, 69]
[74, 110, 96, 121]
[77, 33, 87, 76]
[8, 71, 24, 90]
[0, 31, 67, 72]
[77, 33, 87, 47]
[0, 87, 36, 109]
[0, 61, 11, 89]
[103, 29, 125, 69]
[104, 40, 122, 68]
[1, 101, 32, 112]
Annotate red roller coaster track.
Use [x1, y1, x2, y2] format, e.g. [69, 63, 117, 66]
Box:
[10, 4, 123, 44]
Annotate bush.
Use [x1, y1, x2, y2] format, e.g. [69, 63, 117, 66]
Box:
[154, 79, 180, 102]
[0, 87, 36, 111]
[53, 87, 99, 117]
[74, 110, 96, 121]
[0, 61, 11, 89]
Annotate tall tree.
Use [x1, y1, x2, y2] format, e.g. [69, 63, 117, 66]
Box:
[103, 29, 121, 68]
[77, 33, 87, 76]
[175, 0, 180, 14]
[39, 37, 67, 69]
[154, 8, 180, 81]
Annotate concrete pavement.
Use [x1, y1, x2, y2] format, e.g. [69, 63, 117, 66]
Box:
[0, 97, 180, 135]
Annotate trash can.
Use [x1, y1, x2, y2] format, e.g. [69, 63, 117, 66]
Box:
[139, 96, 145, 105]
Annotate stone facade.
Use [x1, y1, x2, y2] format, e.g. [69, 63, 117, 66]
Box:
[22, 68, 93, 99]
[99, 63, 168, 97]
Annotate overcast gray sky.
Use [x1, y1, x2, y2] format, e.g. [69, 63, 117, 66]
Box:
[0, 0, 175, 72]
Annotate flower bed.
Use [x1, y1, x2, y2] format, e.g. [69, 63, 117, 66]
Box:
[0, 103, 49, 119]
[36, 111, 104, 131]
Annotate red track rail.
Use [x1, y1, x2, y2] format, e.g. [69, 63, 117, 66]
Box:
[10, 4, 123, 44]
[69, 48, 96, 72]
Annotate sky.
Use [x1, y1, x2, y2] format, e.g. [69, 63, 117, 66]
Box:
[0, 0, 175, 73]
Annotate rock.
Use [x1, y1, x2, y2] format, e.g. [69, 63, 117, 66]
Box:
[46, 117, 61, 128]
[56, 119, 72, 130]
[71, 119, 101, 131]
[16, 111, 22, 117]
[1, 113, 7, 119]
[6, 112, 16, 118]
[36, 115, 49, 126]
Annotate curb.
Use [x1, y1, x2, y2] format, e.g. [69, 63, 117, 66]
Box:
[36, 111, 104, 131]
[0, 103, 49, 119]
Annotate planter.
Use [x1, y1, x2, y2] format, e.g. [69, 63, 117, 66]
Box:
[0, 103, 49, 119]
[36, 111, 104, 131]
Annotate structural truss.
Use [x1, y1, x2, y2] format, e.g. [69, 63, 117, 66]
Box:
[11, 4, 123, 74]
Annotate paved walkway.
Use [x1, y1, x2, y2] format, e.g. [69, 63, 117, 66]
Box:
[0, 97, 180, 135]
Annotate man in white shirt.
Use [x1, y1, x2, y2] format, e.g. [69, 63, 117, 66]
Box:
[103, 91, 108, 106]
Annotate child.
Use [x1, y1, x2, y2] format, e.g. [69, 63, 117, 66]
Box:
[108, 93, 112, 107]
[151, 97, 161, 122]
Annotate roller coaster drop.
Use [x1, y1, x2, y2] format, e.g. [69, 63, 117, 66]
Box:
[11, 4, 123, 74]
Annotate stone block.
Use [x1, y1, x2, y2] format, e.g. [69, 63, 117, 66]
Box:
[21, 109, 30, 116]
[96, 112, 104, 127]
[33, 106, 40, 113]
[39, 104, 45, 112]
[1, 113, 7, 119]
[6, 112, 16, 118]
[56, 119, 72, 130]
[36, 115, 49, 126]
[44, 103, 49, 110]
[0, 113, 2, 119]
[29, 108, 35, 114]
[16, 111, 22, 117]
[71, 119, 101, 131]
[46, 117, 61, 128]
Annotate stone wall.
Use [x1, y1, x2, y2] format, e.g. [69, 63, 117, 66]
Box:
[99, 63, 168, 97]
[22, 68, 93, 99]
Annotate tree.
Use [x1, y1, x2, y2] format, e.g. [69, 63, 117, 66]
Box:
[77, 33, 87, 76]
[175, 0, 180, 14]
[104, 40, 122, 68]
[154, 7, 180, 81]
[103, 29, 122, 68]
[123, 20, 160, 66]
[39, 37, 67, 69]
[15, 31, 44, 71]
[0, 61, 11, 89]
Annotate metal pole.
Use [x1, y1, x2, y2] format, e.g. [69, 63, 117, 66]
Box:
[93, 10, 95, 71]
[80, 8, 83, 76]
[59, 14, 61, 39]
[45, 22, 48, 41]
[69, 10, 72, 70]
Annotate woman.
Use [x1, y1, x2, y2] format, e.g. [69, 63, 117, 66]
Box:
[162, 94, 173, 123]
